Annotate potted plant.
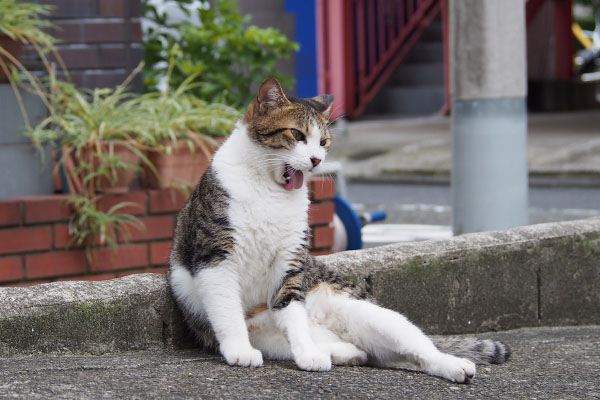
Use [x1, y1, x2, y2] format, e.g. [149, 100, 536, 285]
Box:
[135, 48, 240, 189]
[137, 77, 240, 189]
[26, 70, 155, 253]
[28, 73, 153, 195]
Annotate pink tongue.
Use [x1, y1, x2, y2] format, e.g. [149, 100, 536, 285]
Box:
[283, 169, 304, 191]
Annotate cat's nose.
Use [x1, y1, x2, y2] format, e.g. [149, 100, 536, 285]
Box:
[310, 157, 321, 167]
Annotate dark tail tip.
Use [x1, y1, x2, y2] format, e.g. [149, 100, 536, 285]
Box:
[491, 341, 511, 364]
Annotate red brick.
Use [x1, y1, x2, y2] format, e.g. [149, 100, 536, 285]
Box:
[99, 0, 128, 17]
[25, 251, 88, 279]
[40, 0, 96, 18]
[130, 21, 143, 42]
[98, 191, 146, 216]
[90, 244, 148, 272]
[308, 202, 335, 225]
[148, 190, 187, 213]
[119, 216, 174, 242]
[150, 241, 171, 265]
[98, 45, 129, 68]
[0, 200, 21, 226]
[83, 23, 127, 43]
[24, 195, 71, 224]
[0, 227, 51, 255]
[310, 250, 334, 256]
[309, 178, 335, 201]
[82, 71, 131, 91]
[311, 226, 335, 249]
[0, 256, 23, 282]
[149, 267, 168, 274]
[54, 46, 100, 69]
[53, 22, 83, 43]
[131, 0, 143, 17]
[54, 224, 73, 249]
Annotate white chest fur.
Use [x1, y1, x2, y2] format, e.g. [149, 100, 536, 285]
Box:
[211, 124, 311, 307]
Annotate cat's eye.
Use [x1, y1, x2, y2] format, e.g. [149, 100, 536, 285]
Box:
[320, 139, 328, 147]
[291, 129, 305, 142]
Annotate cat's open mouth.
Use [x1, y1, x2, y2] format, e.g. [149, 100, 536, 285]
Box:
[282, 164, 304, 191]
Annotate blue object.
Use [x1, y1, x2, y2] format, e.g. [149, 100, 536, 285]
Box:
[284, 0, 318, 97]
[369, 211, 387, 223]
[334, 194, 363, 250]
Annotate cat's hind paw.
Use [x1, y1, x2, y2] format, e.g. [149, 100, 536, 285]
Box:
[321, 342, 368, 366]
[220, 341, 263, 367]
[294, 350, 332, 372]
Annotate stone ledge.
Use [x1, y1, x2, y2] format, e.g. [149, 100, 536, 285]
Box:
[1, 218, 599, 356]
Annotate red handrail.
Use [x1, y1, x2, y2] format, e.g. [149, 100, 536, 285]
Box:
[318, 0, 572, 120]
[318, 0, 441, 120]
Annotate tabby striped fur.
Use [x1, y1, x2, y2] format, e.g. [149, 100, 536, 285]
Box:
[168, 78, 510, 383]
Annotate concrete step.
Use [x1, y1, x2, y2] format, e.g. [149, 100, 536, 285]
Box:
[389, 62, 445, 87]
[404, 42, 444, 63]
[365, 86, 445, 116]
[420, 20, 443, 42]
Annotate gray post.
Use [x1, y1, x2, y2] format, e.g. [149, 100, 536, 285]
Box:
[450, 0, 528, 235]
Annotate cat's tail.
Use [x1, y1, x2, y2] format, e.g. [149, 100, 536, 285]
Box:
[431, 337, 511, 365]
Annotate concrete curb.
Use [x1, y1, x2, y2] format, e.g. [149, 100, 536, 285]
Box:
[1, 218, 599, 356]
[0, 274, 183, 356]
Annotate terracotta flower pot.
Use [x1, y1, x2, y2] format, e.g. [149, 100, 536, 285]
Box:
[143, 138, 225, 189]
[0, 35, 22, 83]
[82, 142, 140, 194]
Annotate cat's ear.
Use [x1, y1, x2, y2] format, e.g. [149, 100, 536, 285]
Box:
[256, 78, 290, 114]
[311, 94, 334, 119]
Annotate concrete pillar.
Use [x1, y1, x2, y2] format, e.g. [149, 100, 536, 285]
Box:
[450, 0, 529, 235]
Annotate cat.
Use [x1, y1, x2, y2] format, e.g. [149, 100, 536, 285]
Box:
[168, 77, 510, 383]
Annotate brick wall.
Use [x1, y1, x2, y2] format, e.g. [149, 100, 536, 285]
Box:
[24, 0, 144, 92]
[0, 177, 335, 287]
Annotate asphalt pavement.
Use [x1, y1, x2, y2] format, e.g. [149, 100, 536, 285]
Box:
[1, 326, 598, 399]
[329, 110, 600, 185]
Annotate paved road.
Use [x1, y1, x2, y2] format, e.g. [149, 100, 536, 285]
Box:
[347, 182, 600, 225]
[0, 326, 598, 399]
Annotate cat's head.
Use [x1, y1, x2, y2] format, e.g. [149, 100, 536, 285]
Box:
[243, 78, 334, 191]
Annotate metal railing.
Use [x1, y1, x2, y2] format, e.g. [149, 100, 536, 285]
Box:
[318, 0, 571, 120]
[318, 0, 442, 119]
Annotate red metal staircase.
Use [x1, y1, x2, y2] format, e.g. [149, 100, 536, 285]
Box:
[317, 0, 444, 120]
[318, 0, 572, 120]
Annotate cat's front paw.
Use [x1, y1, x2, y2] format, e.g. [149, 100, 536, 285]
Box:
[294, 350, 332, 372]
[427, 353, 476, 383]
[220, 341, 263, 367]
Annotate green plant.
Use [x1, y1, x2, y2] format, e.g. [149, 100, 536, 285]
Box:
[25, 67, 153, 253]
[136, 49, 240, 158]
[67, 195, 143, 251]
[143, 0, 299, 108]
[27, 63, 240, 252]
[27, 67, 154, 193]
[0, 0, 64, 127]
[0, 0, 56, 48]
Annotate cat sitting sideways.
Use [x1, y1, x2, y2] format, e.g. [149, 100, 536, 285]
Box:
[168, 78, 510, 383]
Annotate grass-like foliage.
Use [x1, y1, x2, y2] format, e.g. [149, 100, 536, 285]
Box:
[0, 0, 56, 48]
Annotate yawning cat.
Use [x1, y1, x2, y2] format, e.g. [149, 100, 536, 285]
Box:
[168, 78, 510, 383]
